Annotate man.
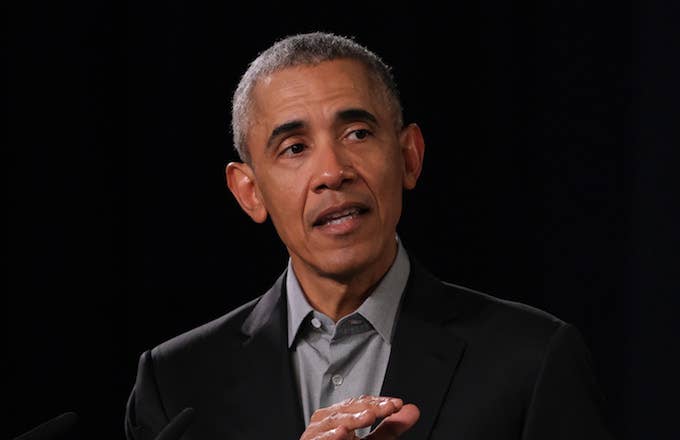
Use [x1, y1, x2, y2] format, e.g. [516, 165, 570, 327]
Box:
[125, 32, 612, 440]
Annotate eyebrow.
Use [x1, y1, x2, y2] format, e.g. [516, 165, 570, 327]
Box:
[336, 108, 378, 125]
[267, 120, 305, 150]
[265, 108, 379, 150]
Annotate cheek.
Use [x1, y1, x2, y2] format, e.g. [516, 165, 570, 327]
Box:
[382, 153, 406, 213]
[374, 146, 404, 183]
[357, 151, 404, 212]
[259, 172, 307, 229]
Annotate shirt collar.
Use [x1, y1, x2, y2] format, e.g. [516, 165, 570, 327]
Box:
[286, 237, 410, 347]
[286, 261, 315, 348]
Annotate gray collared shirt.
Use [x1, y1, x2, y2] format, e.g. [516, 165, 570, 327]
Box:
[286, 238, 410, 436]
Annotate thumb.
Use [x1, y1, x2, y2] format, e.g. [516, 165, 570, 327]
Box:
[365, 404, 420, 440]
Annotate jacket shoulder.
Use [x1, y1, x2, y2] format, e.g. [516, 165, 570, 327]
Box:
[409, 257, 565, 340]
[449, 280, 563, 324]
[436, 278, 568, 350]
[151, 296, 261, 361]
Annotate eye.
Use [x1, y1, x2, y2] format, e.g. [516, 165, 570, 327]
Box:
[281, 143, 306, 156]
[346, 129, 372, 141]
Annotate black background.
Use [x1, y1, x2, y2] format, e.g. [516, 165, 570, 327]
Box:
[7, 1, 679, 439]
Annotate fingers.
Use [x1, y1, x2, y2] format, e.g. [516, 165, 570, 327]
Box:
[307, 410, 376, 436]
[310, 396, 403, 423]
[365, 404, 420, 440]
[301, 396, 403, 440]
[303, 424, 355, 440]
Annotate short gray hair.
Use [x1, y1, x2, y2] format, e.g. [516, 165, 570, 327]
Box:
[230, 32, 403, 162]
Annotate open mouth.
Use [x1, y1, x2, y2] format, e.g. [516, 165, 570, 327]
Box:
[313, 204, 369, 227]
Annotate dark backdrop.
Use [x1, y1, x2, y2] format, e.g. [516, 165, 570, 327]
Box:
[7, 1, 678, 439]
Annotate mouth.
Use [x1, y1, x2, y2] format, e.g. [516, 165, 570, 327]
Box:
[312, 203, 370, 228]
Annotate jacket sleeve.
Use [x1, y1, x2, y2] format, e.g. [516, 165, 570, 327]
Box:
[521, 323, 614, 440]
[125, 350, 170, 440]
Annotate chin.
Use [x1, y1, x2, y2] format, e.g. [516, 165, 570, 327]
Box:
[312, 243, 387, 281]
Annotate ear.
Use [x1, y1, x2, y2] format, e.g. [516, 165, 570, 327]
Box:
[225, 162, 268, 223]
[399, 123, 425, 190]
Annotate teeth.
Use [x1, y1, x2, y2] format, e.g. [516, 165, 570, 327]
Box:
[321, 207, 361, 225]
[327, 217, 349, 225]
[328, 208, 359, 220]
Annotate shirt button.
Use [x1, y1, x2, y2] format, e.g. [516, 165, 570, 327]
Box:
[331, 374, 343, 386]
[311, 318, 322, 329]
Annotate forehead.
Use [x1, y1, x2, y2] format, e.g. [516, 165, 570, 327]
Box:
[248, 59, 385, 132]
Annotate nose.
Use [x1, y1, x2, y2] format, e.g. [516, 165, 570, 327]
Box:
[310, 143, 356, 193]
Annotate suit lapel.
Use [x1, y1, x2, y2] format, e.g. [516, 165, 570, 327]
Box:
[232, 259, 466, 440]
[235, 271, 305, 439]
[380, 259, 467, 440]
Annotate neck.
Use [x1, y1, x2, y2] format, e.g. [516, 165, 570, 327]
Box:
[290, 244, 398, 322]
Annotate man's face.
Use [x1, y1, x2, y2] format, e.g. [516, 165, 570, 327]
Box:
[228, 59, 423, 281]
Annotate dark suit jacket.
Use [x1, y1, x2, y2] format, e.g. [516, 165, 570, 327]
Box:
[125, 258, 612, 439]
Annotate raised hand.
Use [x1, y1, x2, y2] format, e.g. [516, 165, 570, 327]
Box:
[300, 395, 420, 440]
